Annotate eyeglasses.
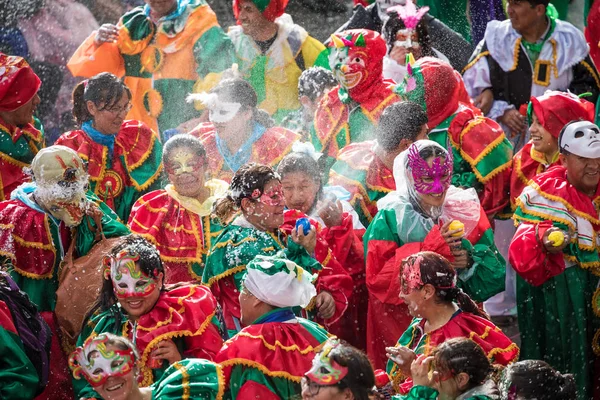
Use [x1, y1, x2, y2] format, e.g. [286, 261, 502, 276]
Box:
[301, 377, 325, 397]
[104, 102, 133, 115]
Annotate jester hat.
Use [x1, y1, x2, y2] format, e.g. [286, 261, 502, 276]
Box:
[233, 0, 289, 23]
[395, 56, 471, 128]
[528, 91, 595, 139]
[0, 53, 41, 112]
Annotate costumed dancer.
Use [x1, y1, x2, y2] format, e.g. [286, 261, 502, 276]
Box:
[311, 29, 400, 171]
[328, 101, 429, 227]
[0, 53, 44, 201]
[509, 121, 600, 399]
[396, 57, 513, 218]
[128, 134, 227, 283]
[70, 333, 225, 400]
[215, 255, 330, 399]
[229, 0, 329, 122]
[68, 0, 234, 133]
[188, 78, 299, 182]
[55, 73, 163, 222]
[75, 235, 224, 399]
[0, 146, 129, 400]
[364, 140, 506, 369]
[386, 252, 517, 395]
[205, 163, 352, 336]
[499, 360, 577, 400]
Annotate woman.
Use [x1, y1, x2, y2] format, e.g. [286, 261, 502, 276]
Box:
[278, 148, 366, 349]
[363, 140, 506, 369]
[188, 78, 299, 182]
[401, 337, 500, 400]
[301, 339, 376, 400]
[74, 235, 224, 399]
[205, 163, 351, 335]
[128, 134, 227, 283]
[498, 360, 577, 400]
[55, 73, 163, 222]
[386, 252, 518, 395]
[70, 333, 225, 400]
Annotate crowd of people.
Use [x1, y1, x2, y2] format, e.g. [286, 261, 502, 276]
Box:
[1, 0, 600, 399]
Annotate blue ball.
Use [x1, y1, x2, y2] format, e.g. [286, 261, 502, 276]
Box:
[295, 217, 312, 234]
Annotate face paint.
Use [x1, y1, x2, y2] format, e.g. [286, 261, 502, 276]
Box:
[394, 29, 420, 49]
[105, 250, 157, 299]
[165, 150, 205, 176]
[44, 192, 87, 227]
[407, 143, 453, 195]
[329, 46, 367, 90]
[305, 340, 349, 385]
[400, 255, 424, 295]
[258, 184, 284, 206]
[69, 335, 135, 387]
[208, 98, 242, 124]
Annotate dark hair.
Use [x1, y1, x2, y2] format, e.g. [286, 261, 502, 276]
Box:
[162, 134, 207, 165]
[402, 251, 489, 319]
[520, 0, 550, 7]
[503, 360, 576, 400]
[377, 101, 429, 151]
[328, 341, 376, 400]
[277, 151, 324, 212]
[298, 67, 337, 102]
[72, 72, 131, 125]
[213, 163, 280, 224]
[210, 78, 274, 128]
[433, 338, 493, 391]
[83, 235, 165, 330]
[382, 11, 434, 59]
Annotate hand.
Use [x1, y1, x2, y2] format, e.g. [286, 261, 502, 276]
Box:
[389, 46, 409, 65]
[151, 339, 181, 365]
[411, 355, 437, 387]
[315, 291, 335, 319]
[440, 220, 463, 249]
[94, 24, 119, 45]
[498, 109, 526, 138]
[451, 250, 470, 270]
[292, 224, 317, 255]
[542, 227, 570, 254]
[317, 198, 344, 227]
[385, 346, 416, 377]
[474, 89, 494, 115]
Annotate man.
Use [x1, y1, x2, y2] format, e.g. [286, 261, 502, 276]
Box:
[509, 121, 600, 400]
[68, 0, 234, 133]
[328, 101, 428, 227]
[215, 255, 330, 399]
[229, 0, 329, 123]
[463, 0, 600, 142]
[0, 53, 43, 201]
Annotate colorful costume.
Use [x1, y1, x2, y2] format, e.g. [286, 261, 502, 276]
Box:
[397, 57, 513, 217]
[387, 311, 518, 394]
[149, 358, 225, 400]
[74, 284, 224, 398]
[311, 29, 400, 168]
[55, 120, 163, 221]
[229, 0, 329, 122]
[189, 122, 299, 182]
[463, 17, 600, 124]
[509, 165, 600, 400]
[67, 0, 234, 132]
[128, 180, 228, 282]
[328, 140, 395, 227]
[396, 381, 500, 400]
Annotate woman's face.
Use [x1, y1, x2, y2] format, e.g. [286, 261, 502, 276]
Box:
[144, 0, 177, 18]
[212, 104, 252, 141]
[87, 344, 137, 400]
[413, 155, 451, 209]
[245, 179, 285, 230]
[87, 92, 130, 135]
[281, 171, 320, 214]
[529, 112, 558, 156]
[111, 260, 163, 319]
[399, 283, 427, 318]
[433, 366, 463, 400]
[391, 29, 422, 65]
[165, 147, 207, 198]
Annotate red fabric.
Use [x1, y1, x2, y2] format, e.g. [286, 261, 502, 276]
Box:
[509, 221, 566, 286]
[586, 4, 600, 74]
[0, 53, 41, 112]
[233, 0, 289, 23]
[0, 301, 16, 335]
[212, 275, 243, 332]
[238, 381, 281, 399]
[530, 91, 595, 138]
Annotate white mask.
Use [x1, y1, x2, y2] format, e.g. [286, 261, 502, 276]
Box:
[186, 92, 242, 123]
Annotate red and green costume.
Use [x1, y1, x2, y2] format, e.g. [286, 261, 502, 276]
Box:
[386, 311, 518, 394]
[68, 0, 234, 133]
[189, 122, 299, 182]
[149, 358, 225, 400]
[55, 120, 163, 222]
[128, 180, 227, 283]
[396, 383, 499, 400]
[509, 166, 600, 400]
[74, 284, 225, 399]
[328, 140, 395, 227]
[396, 57, 513, 217]
[216, 307, 330, 400]
[364, 187, 506, 369]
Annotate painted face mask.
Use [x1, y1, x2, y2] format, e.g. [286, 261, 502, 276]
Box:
[69, 334, 136, 387]
[394, 29, 420, 48]
[104, 250, 158, 299]
[42, 191, 87, 227]
[251, 184, 284, 206]
[400, 254, 424, 295]
[306, 339, 349, 385]
[407, 143, 453, 195]
[186, 92, 242, 124]
[165, 150, 205, 176]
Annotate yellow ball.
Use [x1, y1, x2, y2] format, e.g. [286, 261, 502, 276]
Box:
[448, 220, 464, 237]
[548, 231, 565, 247]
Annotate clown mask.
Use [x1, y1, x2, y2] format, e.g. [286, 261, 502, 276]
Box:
[329, 43, 368, 91]
[69, 335, 135, 387]
[306, 339, 349, 385]
[407, 143, 452, 196]
[104, 250, 158, 299]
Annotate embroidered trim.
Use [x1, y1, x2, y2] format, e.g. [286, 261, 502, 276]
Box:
[510, 38, 522, 71]
[461, 51, 491, 74]
[229, 331, 321, 354]
[533, 59, 552, 86]
[172, 362, 191, 399]
[204, 265, 247, 287]
[136, 286, 196, 332]
[581, 60, 600, 90]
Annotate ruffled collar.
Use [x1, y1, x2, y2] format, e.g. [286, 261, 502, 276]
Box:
[164, 179, 228, 217]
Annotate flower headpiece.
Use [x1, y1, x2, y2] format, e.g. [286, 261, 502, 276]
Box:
[306, 339, 349, 385]
[388, 2, 429, 30]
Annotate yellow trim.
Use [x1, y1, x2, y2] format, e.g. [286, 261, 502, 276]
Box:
[204, 265, 247, 287]
[581, 60, 600, 90]
[231, 331, 322, 354]
[592, 329, 600, 356]
[533, 59, 552, 87]
[220, 358, 304, 383]
[487, 342, 520, 361]
[173, 362, 191, 400]
[212, 236, 257, 249]
[461, 51, 490, 74]
[592, 288, 600, 318]
[528, 181, 600, 225]
[514, 197, 576, 232]
[215, 363, 226, 400]
[509, 38, 522, 72]
[0, 152, 30, 169]
[137, 286, 196, 332]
